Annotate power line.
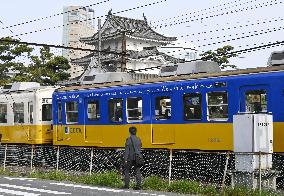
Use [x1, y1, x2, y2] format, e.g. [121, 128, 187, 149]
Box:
[151, 0, 247, 25]
[125, 40, 284, 72]
[1, 0, 110, 30]
[153, 0, 281, 29]
[0, 39, 124, 55]
[196, 25, 284, 48]
[7, 0, 168, 38]
[152, 0, 257, 26]
[179, 16, 284, 40]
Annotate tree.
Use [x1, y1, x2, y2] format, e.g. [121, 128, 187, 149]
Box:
[0, 37, 33, 85]
[15, 46, 71, 85]
[199, 45, 238, 69]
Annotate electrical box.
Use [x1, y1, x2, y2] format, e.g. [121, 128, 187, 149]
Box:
[233, 113, 273, 172]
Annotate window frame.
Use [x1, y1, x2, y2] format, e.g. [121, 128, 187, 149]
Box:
[0, 103, 7, 124]
[206, 91, 228, 121]
[65, 101, 79, 124]
[108, 98, 124, 123]
[126, 97, 143, 123]
[183, 92, 202, 121]
[13, 102, 25, 124]
[154, 95, 172, 121]
[86, 99, 100, 121]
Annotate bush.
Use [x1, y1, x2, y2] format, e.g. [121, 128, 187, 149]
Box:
[142, 176, 168, 191]
[168, 180, 201, 194]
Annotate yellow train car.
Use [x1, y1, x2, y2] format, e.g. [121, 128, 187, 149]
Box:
[0, 82, 56, 144]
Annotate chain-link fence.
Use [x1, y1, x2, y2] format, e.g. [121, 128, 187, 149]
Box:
[0, 144, 283, 191]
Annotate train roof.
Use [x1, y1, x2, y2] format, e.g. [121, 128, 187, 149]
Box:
[57, 65, 284, 92]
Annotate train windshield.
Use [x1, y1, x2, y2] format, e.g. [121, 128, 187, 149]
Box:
[13, 102, 24, 123]
[66, 101, 79, 123]
[183, 93, 202, 120]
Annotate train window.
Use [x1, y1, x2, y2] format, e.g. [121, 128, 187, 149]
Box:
[245, 90, 267, 113]
[13, 102, 24, 123]
[127, 97, 142, 122]
[207, 92, 228, 120]
[183, 93, 202, 120]
[155, 96, 171, 120]
[28, 102, 33, 124]
[87, 100, 100, 121]
[42, 104, 52, 121]
[66, 101, 78, 123]
[108, 98, 123, 122]
[0, 104, 7, 123]
[57, 102, 62, 123]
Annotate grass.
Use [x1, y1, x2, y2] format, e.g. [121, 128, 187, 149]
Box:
[0, 167, 281, 195]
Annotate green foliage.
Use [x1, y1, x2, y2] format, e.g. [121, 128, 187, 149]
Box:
[200, 45, 238, 69]
[0, 38, 71, 85]
[0, 37, 33, 85]
[168, 180, 201, 194]
[142, 176, 168, 191]
[30, 170, 69, 181]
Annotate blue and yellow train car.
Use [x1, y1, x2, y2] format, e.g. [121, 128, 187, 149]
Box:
[52, 66, 284, 152]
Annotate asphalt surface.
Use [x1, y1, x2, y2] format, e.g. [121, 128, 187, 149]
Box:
[0, 176, 191, 196]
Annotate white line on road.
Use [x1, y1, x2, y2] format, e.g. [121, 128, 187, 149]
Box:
[4, 177, 37, 181]
[50, 182, 123, 193]
[50, 182, 167, 196]
[0, 187, 39, 196]
[0, 184, 71, 195]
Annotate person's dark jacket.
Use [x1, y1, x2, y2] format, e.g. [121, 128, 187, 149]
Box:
[124, 135, 142, 162]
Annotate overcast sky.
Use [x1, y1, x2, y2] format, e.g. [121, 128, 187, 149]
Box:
[1, 0, 284, 69]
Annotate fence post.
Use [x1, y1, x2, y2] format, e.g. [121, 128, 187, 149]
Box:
[56, 146, 60, 172]
[221, 151, 230, 191]
[30, 145, 34, 172]
[3, 144, 7, 171]
[259, 151, 262, 194]
[89, 147, 93, 175]
[168, 149, 173, 185]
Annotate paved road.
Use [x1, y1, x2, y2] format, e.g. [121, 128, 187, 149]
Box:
[0, 176, 189, 196]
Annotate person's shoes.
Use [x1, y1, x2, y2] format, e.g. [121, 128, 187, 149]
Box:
[122, 185, 129, 189]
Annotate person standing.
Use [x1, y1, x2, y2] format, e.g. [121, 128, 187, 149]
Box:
[123, 126, 142, 190]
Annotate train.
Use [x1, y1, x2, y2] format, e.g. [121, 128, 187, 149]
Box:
[1, 65, 284, 152]
[0, 82, 56, 144]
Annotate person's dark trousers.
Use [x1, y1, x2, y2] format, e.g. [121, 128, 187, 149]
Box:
[124, 160, 141, 189]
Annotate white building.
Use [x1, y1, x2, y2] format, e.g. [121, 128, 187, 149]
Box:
[62, 6, 96, 78]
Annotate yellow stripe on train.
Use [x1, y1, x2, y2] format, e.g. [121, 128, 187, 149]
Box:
[53, 122, 284, 152]
[0, 125, 53, 144]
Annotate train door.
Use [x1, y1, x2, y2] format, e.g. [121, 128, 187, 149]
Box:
[84, 98, 102, 144]
[151, 92, 175, 145]
[239, 85, 269, 113]
[56, 101, 64, 141]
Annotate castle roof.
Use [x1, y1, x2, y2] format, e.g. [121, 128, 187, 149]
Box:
[80, 11, 177, 44]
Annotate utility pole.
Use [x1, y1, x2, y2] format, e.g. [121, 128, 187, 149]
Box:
[121, 31, 127, 72]
[97, 18, 101, 71]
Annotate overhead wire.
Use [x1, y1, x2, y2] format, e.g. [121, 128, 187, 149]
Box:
[1, 0, 110, 30]
[152, 0, 282, 29]
[124, 40, 284, 73]
[6, 0, 168, 38]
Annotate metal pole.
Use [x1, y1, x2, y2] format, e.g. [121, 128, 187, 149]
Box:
[3, 144, 7, 171]
[97, 19, 101, 70]
[221, 151, 230, 191]
[89, 147, 94, 175]
[30, 145, 34, 172]
[168, 149, 173, 185]
[259, 151, 262, 194]
[121, 31, 127, 72]
[56, 146, 60, 172]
